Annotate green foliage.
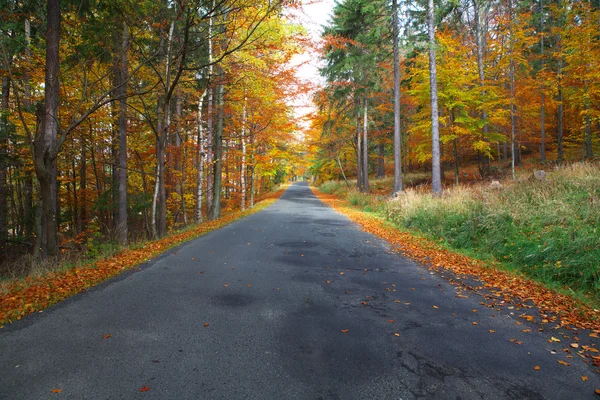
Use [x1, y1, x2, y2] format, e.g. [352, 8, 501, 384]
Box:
[382, 163, 600, 299]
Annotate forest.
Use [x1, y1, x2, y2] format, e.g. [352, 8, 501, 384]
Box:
[307, 0, 599, 193]
[0, 0, 306, 272]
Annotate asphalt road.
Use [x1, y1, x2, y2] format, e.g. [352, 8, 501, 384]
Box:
[1, 182, 599, 399]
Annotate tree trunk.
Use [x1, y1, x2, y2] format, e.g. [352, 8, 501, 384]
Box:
[540, 0, 546, 162]
[240, 94, 247, 211]
[356, 105, 362, 191]
[376, 143, 384, 179]
[196, 89, 207, 222]
[33, 0, 60, 257]
[428, 0, 442, 195]
[362, 92, 369, 193]
[210, 68, 224, 221]
[116, 20, 128, 245]
[509, 0, 516, 180]
[392, 0, 403, 193]
[473, 0, 490, 177]
[0, 76, 9, 255]
[557, 57, 564, 164]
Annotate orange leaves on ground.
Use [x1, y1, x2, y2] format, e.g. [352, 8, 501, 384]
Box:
[203, 323, 209, 327]
[394, 332, 400, 337]
[325, 280, 331, 285]
[582, 376, 589, 382]
[310, 187, 599, 331]
[139, 386, 151, 392]
[534, 365, 541, 371]
[388, 319, 395, 323]
[558, 360, 571, 367]
[103, 334, 112, 339]
[341, 329, 349, 333]
[51, 389, 62, 393]
[0, 192, 285, 326]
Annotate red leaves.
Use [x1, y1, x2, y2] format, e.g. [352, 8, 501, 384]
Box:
[139, 386, 151, 392]
[103, 334, 112, 339]
[51, 389, 62, 393]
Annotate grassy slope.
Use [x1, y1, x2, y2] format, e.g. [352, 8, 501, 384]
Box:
[319, 163, 600, 305]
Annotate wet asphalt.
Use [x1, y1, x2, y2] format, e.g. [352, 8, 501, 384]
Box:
[0, 182, 599, 399]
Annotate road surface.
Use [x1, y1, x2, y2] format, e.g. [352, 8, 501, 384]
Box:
[1, 183, 598, 399]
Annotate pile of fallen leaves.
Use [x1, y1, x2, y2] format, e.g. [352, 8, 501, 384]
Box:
[0, 191, 284, 327]
[311, 188, 600, 332]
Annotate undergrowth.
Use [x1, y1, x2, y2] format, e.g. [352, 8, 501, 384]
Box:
[319, 163, 600, 303]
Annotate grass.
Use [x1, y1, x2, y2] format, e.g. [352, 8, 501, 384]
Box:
[319, 163, 600, 304]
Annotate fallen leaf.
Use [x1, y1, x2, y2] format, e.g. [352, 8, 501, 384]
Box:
[51, 389, 62, 393]
[388, 319, 394, 323]
[558, 360, 571, 366]
[394, 300, 400, 304]
[472, 322, 478, 325]
[361, 302, 367, 306]
[223, 284, 228, 287]
[489, 330, 495, 333]
[472, 310, 478, 313]
[550, 336, 561, 342]
[103, 334, 112, 339]
[200, 271, 204, 274]
[433, 305, 439, 309]
[203, 323, 209, 327]
[595, 389, 600, 395]
[533, 365, 540, 371]
[340, 272, 344, 275]
[571, 343, 580, 349]
[247, 284, 252, 287]
[326, 280, 331, 284]
[394, 332, 400, 337]
[589, 333, 599, 338]
[522, 329, 532, 333]
[582, 376, 589, 382]
[139, 386, 151, 392]
[341, 329, 349, 333]
[404, 302, 411, 305]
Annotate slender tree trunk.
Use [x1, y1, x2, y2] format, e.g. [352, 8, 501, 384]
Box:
[376, 143, 384, 178]
[428, 0, 442, 195]
[33, 0, 60, 257]
[540, 0, 546, 162]
[356, 103, 362, 191]
[249, 136, 256, 208]
[453, 138, 459, 186]
[362, 92, 369, 193]
[509, 0, 516, 180]
[196, 89, 207, 222]
[240, 94, 247, 211]
[206, 3, 215, 213]
[557, 57, 564, 164]
[392, 0, 403, 193]
[474, 0, 490, 177]
[116, 21, 128, 245]
[80, 141, 87, 234]
[0, 76, 9, 254]
[210, 67, 224, 220]
[23, 19, 34, 244]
